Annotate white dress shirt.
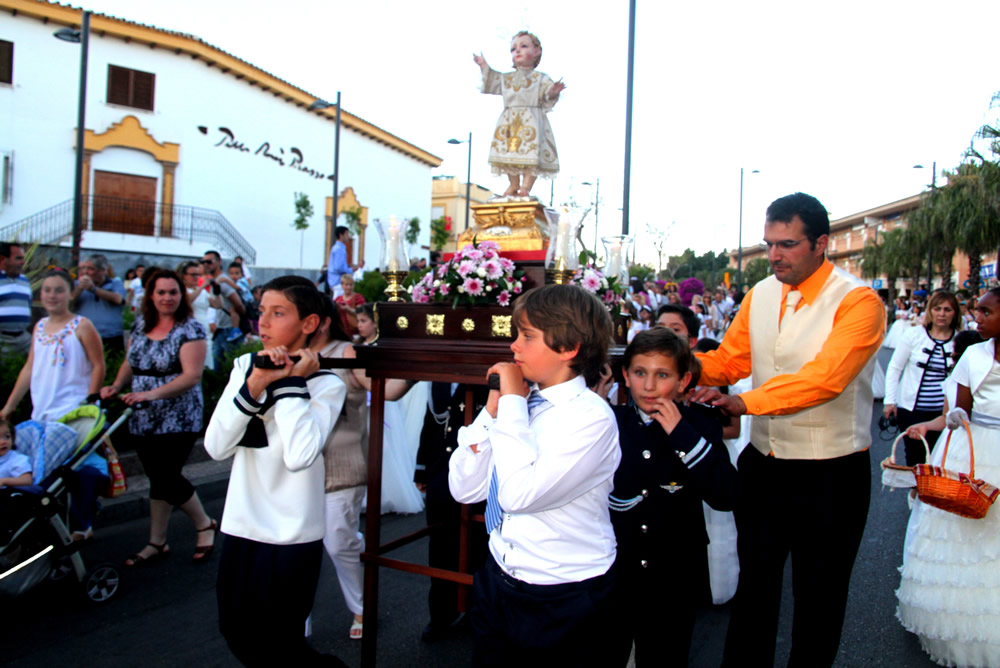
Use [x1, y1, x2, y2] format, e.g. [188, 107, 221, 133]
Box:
[449, 375, 620, 585]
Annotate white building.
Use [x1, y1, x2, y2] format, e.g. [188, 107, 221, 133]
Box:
[0, 0, 441, 269]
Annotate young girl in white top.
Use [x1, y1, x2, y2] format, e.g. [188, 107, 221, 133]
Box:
[205, 276, 348, 667]
[2, 270, 105, 423]
[897, 288, 1000, 667]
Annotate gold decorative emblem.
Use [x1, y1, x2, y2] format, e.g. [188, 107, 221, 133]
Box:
[617, 324, 624, 337]
[396, 316, 409, 330]
[426, 314, 445, 336]
[461, 318, 476, 333]
[492, 315, 512, 338]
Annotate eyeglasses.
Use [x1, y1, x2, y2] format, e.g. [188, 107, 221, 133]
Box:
[200, 259, 213, 265]
[764, 238, 810, 251]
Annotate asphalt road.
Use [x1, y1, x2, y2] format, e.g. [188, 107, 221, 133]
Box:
[5, 393, 944, 665]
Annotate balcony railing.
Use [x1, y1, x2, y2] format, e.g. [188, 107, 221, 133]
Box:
[0, 195, 256, 263]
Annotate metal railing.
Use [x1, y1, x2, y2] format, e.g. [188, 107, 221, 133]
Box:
[0, 196, 256, 263]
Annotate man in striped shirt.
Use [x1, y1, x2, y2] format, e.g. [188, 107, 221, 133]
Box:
[0, 242, 31, 358]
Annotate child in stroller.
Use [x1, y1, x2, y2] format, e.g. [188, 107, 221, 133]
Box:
[0, 403, 130, 603]
[0, 418, 32, 488]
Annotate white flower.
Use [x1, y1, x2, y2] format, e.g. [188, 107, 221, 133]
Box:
[601, 278, 609, 289]
[433, 280, 441, 287]
[458, 286, 465, 293]
[486, 285, 492, 292]
[477, 267, 487, 277]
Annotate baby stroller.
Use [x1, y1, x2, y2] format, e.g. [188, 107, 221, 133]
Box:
[0, 402, 132, 603]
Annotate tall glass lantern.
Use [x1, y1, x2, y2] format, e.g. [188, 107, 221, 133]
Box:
[376, 215, 410, 272]
[544, 208, 584, 273]
[601, 235, 633, 286]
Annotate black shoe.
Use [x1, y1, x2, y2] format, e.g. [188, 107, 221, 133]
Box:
[420, 615, 464, 642]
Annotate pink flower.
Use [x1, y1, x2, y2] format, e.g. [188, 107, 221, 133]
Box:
[457, 260, 475, 277]
[463, 248, 484, 262]
[477, 240, 501, 253]
[580, 270, 602, 293]
[437, 264, 450, 278]
[482, 259, 503, 280]
[462, 277, 484, 296]
[512, 281, 522, 294]
[411, 285, 428, 303]
[499, 257, 515, 272]
[438, 283, 450, 296]
[497, 290, 511, 307]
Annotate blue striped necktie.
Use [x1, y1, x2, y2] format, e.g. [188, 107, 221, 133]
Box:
[485, 390, 550, 534]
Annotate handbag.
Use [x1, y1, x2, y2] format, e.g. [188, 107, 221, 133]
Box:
[880, 431, 929, 490]
[103, 437, 128, 498]
[914, 419, 1000, 519]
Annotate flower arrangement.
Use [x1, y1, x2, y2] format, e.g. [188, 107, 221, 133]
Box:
[409, 238, 524, 307]
[571, 262, 626, 317]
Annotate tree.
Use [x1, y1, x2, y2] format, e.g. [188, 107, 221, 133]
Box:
[292, 192, 314, 267]
[743, 257, 771, 287]
[645, 220, 674, 273]
[406, 217, 420, 246]
[292, 192, 313, 230]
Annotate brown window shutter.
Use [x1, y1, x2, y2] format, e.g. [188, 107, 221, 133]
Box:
[133, 70, 155, 110]
[0, 40, 12, 85]
[107, 65, 130, 105]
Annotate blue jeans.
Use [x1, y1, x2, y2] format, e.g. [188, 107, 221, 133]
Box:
[213, 328, 245, 369]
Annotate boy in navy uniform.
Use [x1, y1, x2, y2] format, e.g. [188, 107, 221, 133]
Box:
[449, 285, 620, 667]
[414, 382, 488, 642]
[610, 327, 739, 665]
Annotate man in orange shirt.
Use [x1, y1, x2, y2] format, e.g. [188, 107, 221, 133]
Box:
[692, 193, 883, 667]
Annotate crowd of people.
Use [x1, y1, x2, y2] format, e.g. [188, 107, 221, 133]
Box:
[2, 187, 1000, 667]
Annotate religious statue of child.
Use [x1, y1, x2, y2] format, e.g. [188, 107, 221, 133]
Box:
[474, 31, 565, 198]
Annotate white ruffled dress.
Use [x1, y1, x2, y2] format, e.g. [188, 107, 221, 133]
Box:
[897, 340, 1000, 667]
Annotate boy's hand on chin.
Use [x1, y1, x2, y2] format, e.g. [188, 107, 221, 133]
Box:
[648, 397, 682, 434]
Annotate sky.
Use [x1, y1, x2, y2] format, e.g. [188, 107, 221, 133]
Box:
[76, 0, 1000, 268]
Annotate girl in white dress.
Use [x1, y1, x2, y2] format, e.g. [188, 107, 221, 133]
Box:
[352, 305, 426, 515]
[474, 31, 565, 197]
[896, 287, 1000, 667]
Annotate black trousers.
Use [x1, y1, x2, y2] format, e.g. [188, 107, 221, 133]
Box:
[722, 446, 870, 668]
[471, 556, 617, 668]
[611, 556, 705, 666]
[133, 432, 196, 505]
[217, 534, 345, 667]
[897, 407, 942, 465]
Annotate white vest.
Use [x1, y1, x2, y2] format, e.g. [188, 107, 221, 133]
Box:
[748, 267, 877, 459]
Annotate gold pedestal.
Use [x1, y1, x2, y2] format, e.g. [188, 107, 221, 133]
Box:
[545, 268, 575, 285]
[383, 270, 408, 302]
[457, 199, 549, 252]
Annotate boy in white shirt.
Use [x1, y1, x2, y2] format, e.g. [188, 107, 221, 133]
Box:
[449, 284, 620, 666]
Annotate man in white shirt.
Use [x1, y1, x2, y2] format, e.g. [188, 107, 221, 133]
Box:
[449, 285, 620, 666]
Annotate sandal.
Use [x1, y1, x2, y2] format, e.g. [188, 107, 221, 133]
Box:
[192, 519, 218, 563]
[125, 542, 170, 567]
[350, 618, 363, 640]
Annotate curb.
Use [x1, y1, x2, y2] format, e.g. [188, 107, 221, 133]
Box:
[95, 462, 231, 529]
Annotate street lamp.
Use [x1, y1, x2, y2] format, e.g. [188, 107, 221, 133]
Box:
[447, 134, 472, 240]
[310, 93, 342, 261]
[914, 162, 937, 290]
[53, 11, 90, 269]
[581, 179, 600, 255]
[737, 167, 760, 289]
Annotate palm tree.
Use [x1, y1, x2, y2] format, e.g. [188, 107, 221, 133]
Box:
[938, 159, 1000, 293]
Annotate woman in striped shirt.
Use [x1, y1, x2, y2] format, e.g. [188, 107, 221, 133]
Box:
[884, 290, 962, 465]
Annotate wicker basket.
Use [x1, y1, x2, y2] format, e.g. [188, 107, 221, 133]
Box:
[914, 419, 1000, 519]
[880, 432, 929, 490]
